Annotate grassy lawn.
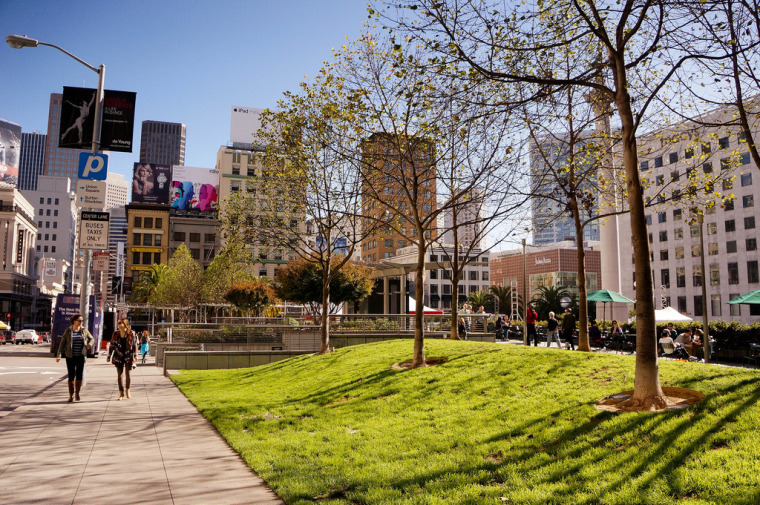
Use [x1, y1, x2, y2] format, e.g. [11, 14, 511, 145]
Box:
[172, 340, 760, 505]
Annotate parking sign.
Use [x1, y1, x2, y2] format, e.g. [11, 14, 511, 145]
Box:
[78, 152, 108, 180]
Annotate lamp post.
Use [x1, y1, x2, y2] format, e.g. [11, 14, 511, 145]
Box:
[7, 34, 105, 330]
[522, 237, 528, 345]
[697, 212, 710, 363]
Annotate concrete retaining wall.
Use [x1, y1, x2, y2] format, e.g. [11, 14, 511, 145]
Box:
[163, 350, 312, 375]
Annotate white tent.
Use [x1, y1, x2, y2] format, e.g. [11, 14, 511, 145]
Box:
[408, 298, 444, 314]
[654, 307, 693, 322]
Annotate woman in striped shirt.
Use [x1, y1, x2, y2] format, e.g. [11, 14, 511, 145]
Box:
[55, 314, 94, 402]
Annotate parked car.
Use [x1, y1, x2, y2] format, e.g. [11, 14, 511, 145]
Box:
[14, 329, 40, 345]
[2, 330, 15, 344]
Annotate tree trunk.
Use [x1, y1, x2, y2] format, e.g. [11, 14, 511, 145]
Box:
[573, 202, 591, 352]
[411, 239, 427, 367]
[611, 50, 666, 410]
[318, 278, 331, 354]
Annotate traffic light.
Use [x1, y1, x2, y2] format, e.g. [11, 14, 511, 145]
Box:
[111, 276, 122, 294]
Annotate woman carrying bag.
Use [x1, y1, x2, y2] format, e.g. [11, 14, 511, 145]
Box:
[55, 314, 94, 402]
[107, 317, 137, 400]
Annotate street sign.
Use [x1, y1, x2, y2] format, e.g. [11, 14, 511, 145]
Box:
[75, 180, 107, 208]
[93, 251, 110, 272]
[78, 152, 108, 180]
[78, 211, 110, 250]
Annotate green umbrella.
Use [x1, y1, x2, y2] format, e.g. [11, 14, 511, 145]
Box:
[727, 289, 760, 305]
[586, 290, 634, 334]
[586, 290, 635, 303]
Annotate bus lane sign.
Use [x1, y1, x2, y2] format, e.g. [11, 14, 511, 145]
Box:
[79, 211, 110, 250]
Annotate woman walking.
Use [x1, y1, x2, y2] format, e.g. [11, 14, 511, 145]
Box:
[107, 317, 137, 400]
[55, 314, 94, 402]
[139, 330, 150, 364]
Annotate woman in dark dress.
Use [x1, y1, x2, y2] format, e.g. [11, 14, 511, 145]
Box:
[55, 314, 94, 402]
[107, 317, 137, 400]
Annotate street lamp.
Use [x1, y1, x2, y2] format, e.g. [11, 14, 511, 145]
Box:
[7, 33, 106, 331]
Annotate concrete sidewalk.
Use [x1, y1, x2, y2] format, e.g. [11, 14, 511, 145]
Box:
[0, 358, 282, 505]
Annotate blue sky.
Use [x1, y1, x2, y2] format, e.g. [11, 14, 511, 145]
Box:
[1, 0, 371, 181]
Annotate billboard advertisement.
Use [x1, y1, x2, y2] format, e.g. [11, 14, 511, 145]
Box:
[0, 118, 21, 187]
[131, 162, 171, 203]
[170, 166, 219, 211]
[230, 106, 266, 149]
[59, 87, 136, 152]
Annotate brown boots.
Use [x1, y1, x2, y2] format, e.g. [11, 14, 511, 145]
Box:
[67, 381, 82, 402]
[126, 388, 131, 399]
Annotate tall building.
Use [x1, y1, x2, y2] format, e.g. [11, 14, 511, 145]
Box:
[18, 132, 46, 191]
[105, 172, 129, 209]
[440, 187, 487, 250]
[530, 135, 601, 245]
[43, 94, 86, 184]
[20, 175, 77, 292]
[125, 204, 170, 290]
[360, 133, 438, 263]
[616, 103, 760, 324]
[0, 182, 39, 330]
[139, 120, 186, 166]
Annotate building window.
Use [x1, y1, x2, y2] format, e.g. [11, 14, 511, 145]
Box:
[743, 195, 754, 208]
[692, 265, 702, 287]
[671, 171, 680, 183]
[725, 219, 736, 232]
[719, 136, 730, 149]
[657, 212, 666, 223]
[654, 156, 663, 167]
[659, 231, 667, 242]
[133, 252, 140, 264]
[724, 199, 734, 211]
[646, 215, 652, 225]
[685, 147, 694, 159]
[749, 261, 759, 283]
[429, 269, 438, 279]
[38, 209, 43, 216]
[51, 246, 56, 253]
[142, 252, 152, 264]
[741, 173, 752, 186]
[134, 216, 142, 228]
[205, 233, 216, 243]
[728, 262, 739, 284]
[709, 263, 720, 286]
[230, 181, 240, 193]
[156, 218, 163, 228]
[690, 225, 700, 238]
[694, 296, 703, 317]
[482, 272, 489, 281]
[703, 162, 713, 174]
[675, 247, 684, 259]
[640, 160, 649, 170]
[173, 232, 185, 241]
[191, 249, 201, 260]
[676, 267, 685, 287]
[155, 234, 162, 246]
[745, 216, 756, 229]
[469, 271, 478, 281]
[39, 197, 44, 204]
[384, 239, 394, 248]
[189, 233, 201, 243]
[691, 245, 701, 258]
[728, 294, 741, 316]
[677, 296, 687, 313]
[721, 158, 731, 171]
[144, 217, 153, 228]
[740, 152, 750, 165]
[661, 269, 670, 288]
[669, 152, 678, 164]
[727, 241, 737, 253]
[747, 238, 757, 251]
[660, 250, 668, 261]
[708, 243, 718, 255]
[143, 234, 152, 246]
[133, 233, 141, 245]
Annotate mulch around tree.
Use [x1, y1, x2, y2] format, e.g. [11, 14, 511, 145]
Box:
[595, 387, 705, 412]
[390, 357, 448, 370]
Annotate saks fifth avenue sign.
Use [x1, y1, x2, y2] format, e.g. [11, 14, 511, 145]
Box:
[535, 257, 551, 266]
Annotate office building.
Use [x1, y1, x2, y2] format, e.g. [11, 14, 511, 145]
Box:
[105, 172, 129, 209]
[439, 187, 487, 250]
[20, 175, 77, 292]
[124, 204, 170, 290]
[18, 132, 46, 191]
[616, 104, 760, 323]
[139, 120, 186, 166]
[360, 133, 438, 263]
[0, 182, 40, 329]
[530, 135, 600, 245]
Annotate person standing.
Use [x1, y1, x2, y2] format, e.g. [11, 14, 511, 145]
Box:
[561, 308, 576, 350]
[55, 314, 94, 402]
[526, 304, 538, 347]
[546, 311, 562, 348]
[107, 318, 137, 400]
[139, 329, 150, 364]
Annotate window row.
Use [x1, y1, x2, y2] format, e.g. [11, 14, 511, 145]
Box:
[38, 197, 60, 205]
[660, 261, 759, 288]
[171, 232, 215, 243]
[133, 216, 163, 229]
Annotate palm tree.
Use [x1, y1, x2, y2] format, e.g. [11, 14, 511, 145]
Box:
[489, 284, 523, 318]
[467, 290, 494, 312]
[130, 264, 168, 304]
[532, 285, 572, 321]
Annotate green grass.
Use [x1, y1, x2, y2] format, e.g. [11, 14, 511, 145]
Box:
[172, 340, 760, 505]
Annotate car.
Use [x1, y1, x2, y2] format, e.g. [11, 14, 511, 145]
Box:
[0, 334, 5, 345]
[2, 330, 15, 344]
[14, 329, 40, 345]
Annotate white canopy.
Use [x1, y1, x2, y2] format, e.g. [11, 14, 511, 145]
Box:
[655, 307, 693, 322]
[408, 298, 443, 314]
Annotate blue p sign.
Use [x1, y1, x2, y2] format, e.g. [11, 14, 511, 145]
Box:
[78, 152, 109, 180]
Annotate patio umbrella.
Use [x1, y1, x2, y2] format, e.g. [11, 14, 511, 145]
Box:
[0, 320, 7, 330]
[727, 288, 760, 305]
[654, 306, 693, 322]
[586, 290, 634, 330]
